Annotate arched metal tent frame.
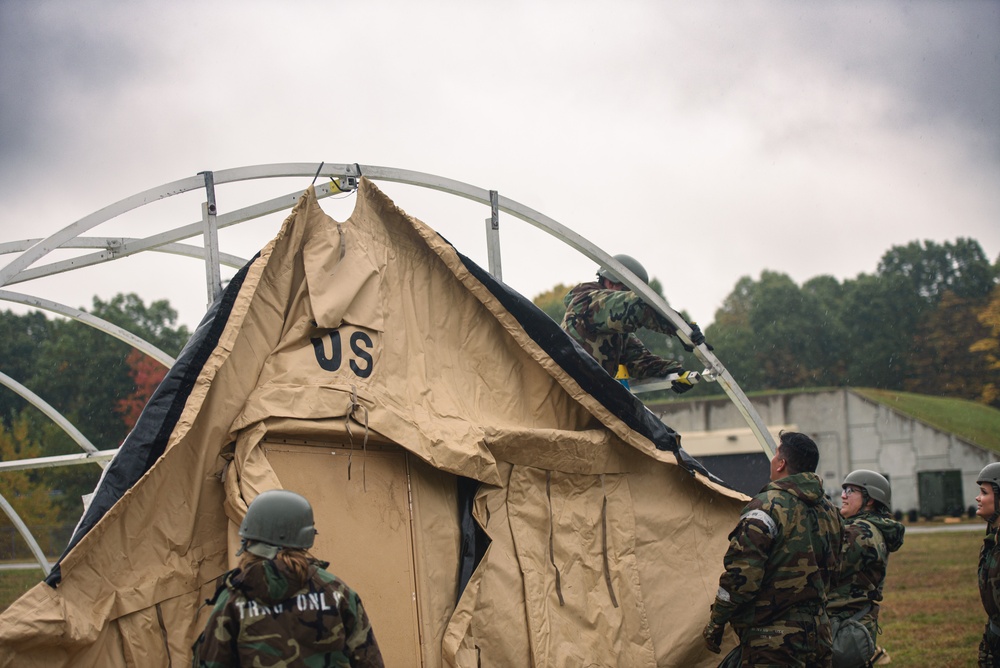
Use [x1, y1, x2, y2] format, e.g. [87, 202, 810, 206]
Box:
[0, 162, 776, 573]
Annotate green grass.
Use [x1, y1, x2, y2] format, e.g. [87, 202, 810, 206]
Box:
[855, 388, 1000, 453]
[0, 567, 45, 612]
[652, 386, 1000, 454]
[0, 528, 989, 666]
[879, 529, 983, 667]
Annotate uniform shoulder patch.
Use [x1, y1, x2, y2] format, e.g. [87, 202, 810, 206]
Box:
[740, 508, 778, 538]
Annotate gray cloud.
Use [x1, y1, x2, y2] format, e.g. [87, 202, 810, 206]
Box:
[0, 0, 997, 328]
[0, 2, 151, 188]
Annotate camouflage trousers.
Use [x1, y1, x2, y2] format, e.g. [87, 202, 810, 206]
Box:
[734, 616, 833, 668]
[980, 622, 1000, 667]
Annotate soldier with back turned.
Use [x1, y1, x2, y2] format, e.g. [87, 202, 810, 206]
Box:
[702, 431, 844, 667]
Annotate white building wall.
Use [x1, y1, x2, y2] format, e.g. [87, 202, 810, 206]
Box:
[651, 389, 997, 516]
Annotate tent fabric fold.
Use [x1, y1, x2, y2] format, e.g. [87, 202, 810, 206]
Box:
[0, 179, 746, 667]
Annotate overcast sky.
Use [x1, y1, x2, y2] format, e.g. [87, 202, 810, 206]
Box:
[1, 0, 998, 333]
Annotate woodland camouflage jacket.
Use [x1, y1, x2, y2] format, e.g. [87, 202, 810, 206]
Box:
[560, 281, 682, 380]
[191, 557, 383, 668]
[979, 527, 1000, 664]
[981, 528, 1000, 626]
[827, 510, 905, 636]
[710, 472, 844, 634]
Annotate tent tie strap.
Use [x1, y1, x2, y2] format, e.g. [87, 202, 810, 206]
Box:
[600, 474, 619, 608]
[311, 161, 324, 186]
[546, 471, 565, 607]
[344, 385, 370, 492]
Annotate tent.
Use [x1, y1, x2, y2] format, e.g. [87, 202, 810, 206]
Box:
[0, 179, 746, 666]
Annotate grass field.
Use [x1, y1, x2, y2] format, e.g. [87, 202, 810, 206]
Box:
[878, 528, 984, 667]
[0, 527, 990, 665]
[0, 567, 43, 613]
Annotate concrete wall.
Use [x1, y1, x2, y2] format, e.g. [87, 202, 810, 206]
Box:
[650, 389, 997, 516]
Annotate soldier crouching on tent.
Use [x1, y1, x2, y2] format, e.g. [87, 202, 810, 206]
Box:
[702, 431, 843, 667]
[561, 253, 706, 392]
[192, 490, 384, 667]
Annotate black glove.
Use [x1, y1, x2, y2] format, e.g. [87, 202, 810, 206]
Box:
[680, 323, 713, 351]
[702, 619, 724, 654]
[671, 370, 697, 394]
[689, 322, 705, 346]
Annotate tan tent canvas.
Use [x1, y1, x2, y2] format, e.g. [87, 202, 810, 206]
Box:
[0, 179, 746, 666]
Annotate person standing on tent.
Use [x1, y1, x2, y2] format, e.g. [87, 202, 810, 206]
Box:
[826, 470, 904, 666]
[975, 463, 1000, 667]
[192, 490, 384, 668]
[560, 253, 705, 392]
[702, 431, 843, 667]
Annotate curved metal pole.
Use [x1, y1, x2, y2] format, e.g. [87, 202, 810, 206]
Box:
[353, 166, 777, 457]
[0, 162, 775, 457]
[495, 205, 778, 458]
[0, 180, 344, 286]
[0, 492, 50, 573]
[0, 174, 207, 286]
[0, 371, 99, 455]
[0, 449, 118, 472]
[0, 238, 248, 284]
[0, 291, 175, 368]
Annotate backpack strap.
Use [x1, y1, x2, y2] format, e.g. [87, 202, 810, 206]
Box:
[848, 603, 872, 623]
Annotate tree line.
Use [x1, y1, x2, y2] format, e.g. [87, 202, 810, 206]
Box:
[534, 238, 1000, 407]
[0, 295, 190, 546]
[1, 237, 997, 554]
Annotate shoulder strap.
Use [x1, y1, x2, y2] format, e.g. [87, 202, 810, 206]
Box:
[848, 603, 873, 622]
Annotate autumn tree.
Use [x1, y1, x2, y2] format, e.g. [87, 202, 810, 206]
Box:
[704, 276, 764, 391]
[0, 412, 60, 554]
[0, 310, 53, 424]
[532, 283, 572, 322]
[0, 294, 189, 525]
[970, 285, 1000, 407]
[117, 349, 169, 430]
[703, 238, 997, 398]
[905, 290, 993, 400]
[705, 272, 847, 392]
[877, 238, 994, 302]
[842, 239, 995, 388]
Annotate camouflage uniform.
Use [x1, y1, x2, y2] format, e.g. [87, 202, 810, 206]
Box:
[192, 557, 383, 668]
[979, 527, 1000, 666]
[827, 510, 905, 639]
[560, 281, 682, 379]
[708, 472, 843, 667]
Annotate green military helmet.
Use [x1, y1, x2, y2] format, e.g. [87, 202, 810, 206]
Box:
[843, 469, 892, 509]
[978, 463, 1000, 523]
[238, 489, 317, 558]
[978, 463, 1000, 489]
[597, 254, 649, 285]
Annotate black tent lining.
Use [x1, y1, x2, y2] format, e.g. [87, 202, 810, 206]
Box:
[45, 254, 260, 586]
